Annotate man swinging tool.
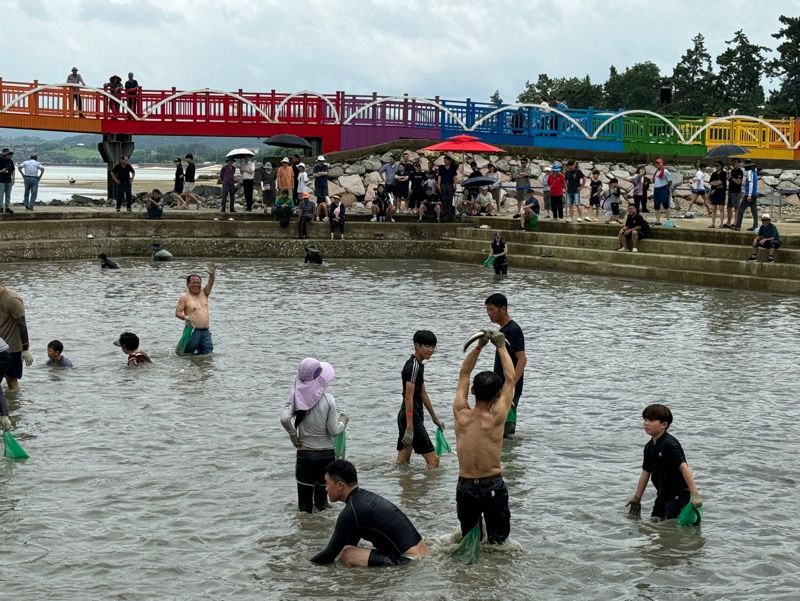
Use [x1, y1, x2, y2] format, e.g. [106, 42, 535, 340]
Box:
[175, 263, 216, 355]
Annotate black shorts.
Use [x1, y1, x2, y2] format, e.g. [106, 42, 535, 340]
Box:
[456, 475, 510, 544]
[368, 549, 412, 567]
[6, 351, 23, 380]
[589, 197, 600, 207]
[624, 229, 646, 239]
[651, 491, 690, 520]
[396, 413, 434, 455]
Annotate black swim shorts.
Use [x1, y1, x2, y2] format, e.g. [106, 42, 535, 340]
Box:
[396, 414, 434, 455]
[367, 549, 412, 567]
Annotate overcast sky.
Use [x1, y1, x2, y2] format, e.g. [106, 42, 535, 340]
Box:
[5, 0, 798, 103]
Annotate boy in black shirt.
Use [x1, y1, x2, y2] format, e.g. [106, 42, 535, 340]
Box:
[723, 157, 744, 229]
[617, 204, 650, 252]
[588, 169, 603, 221]
[397, 330, 444, 469]
[626, 404, 702, 521]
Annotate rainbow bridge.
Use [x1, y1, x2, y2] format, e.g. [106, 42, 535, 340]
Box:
[1, 79, 799, 160]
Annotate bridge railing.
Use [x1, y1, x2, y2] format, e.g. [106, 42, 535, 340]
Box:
[340, 93, 441, 128]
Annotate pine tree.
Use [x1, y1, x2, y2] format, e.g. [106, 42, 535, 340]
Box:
[489, 90, 503, 105]
[603, 62, 662, 112]
[670, 33, 717, 115]
[766, 15, 800, 117]
[715, 30, 769, 116]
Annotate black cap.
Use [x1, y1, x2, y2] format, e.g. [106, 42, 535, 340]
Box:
[113, 332, 139, 349]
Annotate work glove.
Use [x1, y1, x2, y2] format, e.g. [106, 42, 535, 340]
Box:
[206, 262, 217, 276]
[289, 432, 301, 449]
[626, 496, 642, 517]
[401, 427, 414, 448]
[21, 350, 33, 367]
[690, 491, 703, 509]
[339, 412, 350, 426]
[490, 331, 507, 348]
[0, 415, 11, 431]
[477, 329, 493, 348]
[433, 417, 445, 431]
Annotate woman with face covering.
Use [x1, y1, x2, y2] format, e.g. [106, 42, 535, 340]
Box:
[280, 358, 349, 513]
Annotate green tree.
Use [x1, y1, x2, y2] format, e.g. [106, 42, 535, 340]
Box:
[715, 30, 769, 116]
[517, 74, 553, 104]
[603, 62, 662, 112]
[517, 74, 603, 108]
[766, 15, 800, 117]
[670, 33, 717, 115]
[489, 90, 503, 105]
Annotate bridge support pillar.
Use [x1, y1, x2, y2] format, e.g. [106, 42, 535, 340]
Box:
[97, 134, 135, 201]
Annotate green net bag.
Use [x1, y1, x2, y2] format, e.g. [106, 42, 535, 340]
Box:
[175, 324, 193, 356]
[505, 407, 517, 424]
[4, 431, 29, 459]
[333, 431, 346, 460]
[435, 428, 451, 456]
[675, 502, 703, 527]
[451, 524, 481, 564]
[482, 255, 495, 268]
[526, 213, 539, 231]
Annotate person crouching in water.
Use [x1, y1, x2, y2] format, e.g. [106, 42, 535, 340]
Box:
[304, 246, 323, 264]
[280, 358, 348, 513]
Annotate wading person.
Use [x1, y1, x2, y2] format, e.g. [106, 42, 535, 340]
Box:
[396, 330, 445, 470]
[452, 329, 515, 544]
[490, 232, 508, 275]
[626, 404, 702, 522]
[0, 285, 33, 390]
[0, 334, 14, 431]
[113, 332, 152, 366]
[280, 357, 348, 513]
[175, 263, 217, 355]
[485, 293, 526, 439]
[311, 459, 428, 566]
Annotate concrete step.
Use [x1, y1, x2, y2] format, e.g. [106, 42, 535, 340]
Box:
[437, 248, 800, 295]
[454, 226, 800, 264]
[447, 237, 800, 280]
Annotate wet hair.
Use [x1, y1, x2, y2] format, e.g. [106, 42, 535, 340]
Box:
[98, 253, 107, 260]
[642, 404, 673, 427]
[485, 292, 508, 308]
[186, 273, 201, 284]
[48, 340, 64, 353]
[413, 330, 437, 347]
[325, 459, 358, 485]
[473, 371, 503, 402]
[118, 332, 140, 351]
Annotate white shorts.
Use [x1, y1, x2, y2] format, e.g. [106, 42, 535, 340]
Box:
[184, 182, 196, 193]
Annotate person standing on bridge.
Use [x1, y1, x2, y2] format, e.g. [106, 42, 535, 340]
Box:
[111, 156, 135, 212]
[17, 154, 45, 211]
[66, 67, 85, 117]
[125, 73, 139, 116]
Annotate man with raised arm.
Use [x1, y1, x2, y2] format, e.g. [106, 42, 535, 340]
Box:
[452, 330, 515, 544]
[175, 263, 216, 355]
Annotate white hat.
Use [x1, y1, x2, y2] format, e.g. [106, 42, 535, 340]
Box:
[317, 155, 325, 161]
[761, 214, 771, 220]
[281, 157, 290, 163]
[298, 162, 306, 168]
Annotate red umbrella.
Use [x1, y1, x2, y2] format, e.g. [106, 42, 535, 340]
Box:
[422, 134, 504, 153]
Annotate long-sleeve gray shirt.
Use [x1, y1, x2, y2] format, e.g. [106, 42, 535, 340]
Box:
[280, 392, 346, 451]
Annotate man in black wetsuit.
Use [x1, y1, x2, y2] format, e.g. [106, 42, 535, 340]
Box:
[311, 460, 428, 567]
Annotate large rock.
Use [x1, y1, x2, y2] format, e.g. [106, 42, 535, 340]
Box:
[611, 169, 632, 180]
[784, 194, 800, 206]
[379, 151, 396, 162]
[777, 180, 799, 191]
[337, 174, 366, 196]
[363, 158, 382, 172]
[473, 155, 490, 169]
[418, 157, 430, 171]
[495, 158, 510, 172]
[328, 165, 344, 178]
[617, 179, 633, 191]
[363, 171, 382, 186]
[779, 170, 799, 180]
[760, 168, 782, 176]
[761, 175, 781, 187]
[579, 162, 594, 172]
[345, 163, 366, 175]
[328, 181, 346, 198]
[339, 192, 358, 207]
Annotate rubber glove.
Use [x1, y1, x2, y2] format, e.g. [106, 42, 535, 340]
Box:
[490, 331, 507, 348]
[339, 412, 350, 426]
[289, 432, 301, 449]
[626, 495, 642, 517]
[433, 416, 445, 431]
[690, 491, 703, 509]
[206, 262, 217, 276]
[401, 427, 414, 448]
[0, 415, 11, 431]
[477, 329, 492, 348]
[21, 350, 33, 367]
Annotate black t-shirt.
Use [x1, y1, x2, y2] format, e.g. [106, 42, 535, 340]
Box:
[400, 355, 425, 423]
[175, 164, 184, 180]
[112, 163, 135, 184]
[311, 487, 422, 564]
[709, 170, 727, 200]
[493, 319, 525, 398]
[185, 162, 196, 183]
[625, 213, 650, 234]
[642, 432, 689, 497]
[0, 158, 14, 183]
[728, 167, 743, 193]
[438, 164, 457, 185]
[565, 169, 585, 192]
[424, 192, 441, 204]
[589, 180, 603, 199]
[491, 239, 507, 264]
[409, 171, 426, 191]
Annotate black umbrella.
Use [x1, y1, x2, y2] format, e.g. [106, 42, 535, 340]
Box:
[703, 144, 750, 159]
[262, 134, 312, 150]
[462, 175, 496, 188]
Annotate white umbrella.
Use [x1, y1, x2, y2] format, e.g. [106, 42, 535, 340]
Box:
[225, 148, 256, 160]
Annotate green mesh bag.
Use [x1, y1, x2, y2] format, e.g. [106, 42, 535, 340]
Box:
[505, 407, 517, 424]
[451, 524, 481, 564]
[526, 213, 539, 231]
[175, 324, 193, 356]
[482, 255, 495, 268]
[4, 431, 29, 459]
[435, 428, 451, 456]
[675, 502, 703, 527]
[333, 431, 346, 460]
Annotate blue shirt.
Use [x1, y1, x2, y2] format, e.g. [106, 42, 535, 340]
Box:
[47, 356, 74, 368]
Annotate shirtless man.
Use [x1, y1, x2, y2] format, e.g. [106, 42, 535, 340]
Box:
[452, 330, 515, 544]
[175, 263, 216, 355]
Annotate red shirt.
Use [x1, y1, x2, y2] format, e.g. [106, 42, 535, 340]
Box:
[127, 351, 152, 367]
[547, 173, 566, 196]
